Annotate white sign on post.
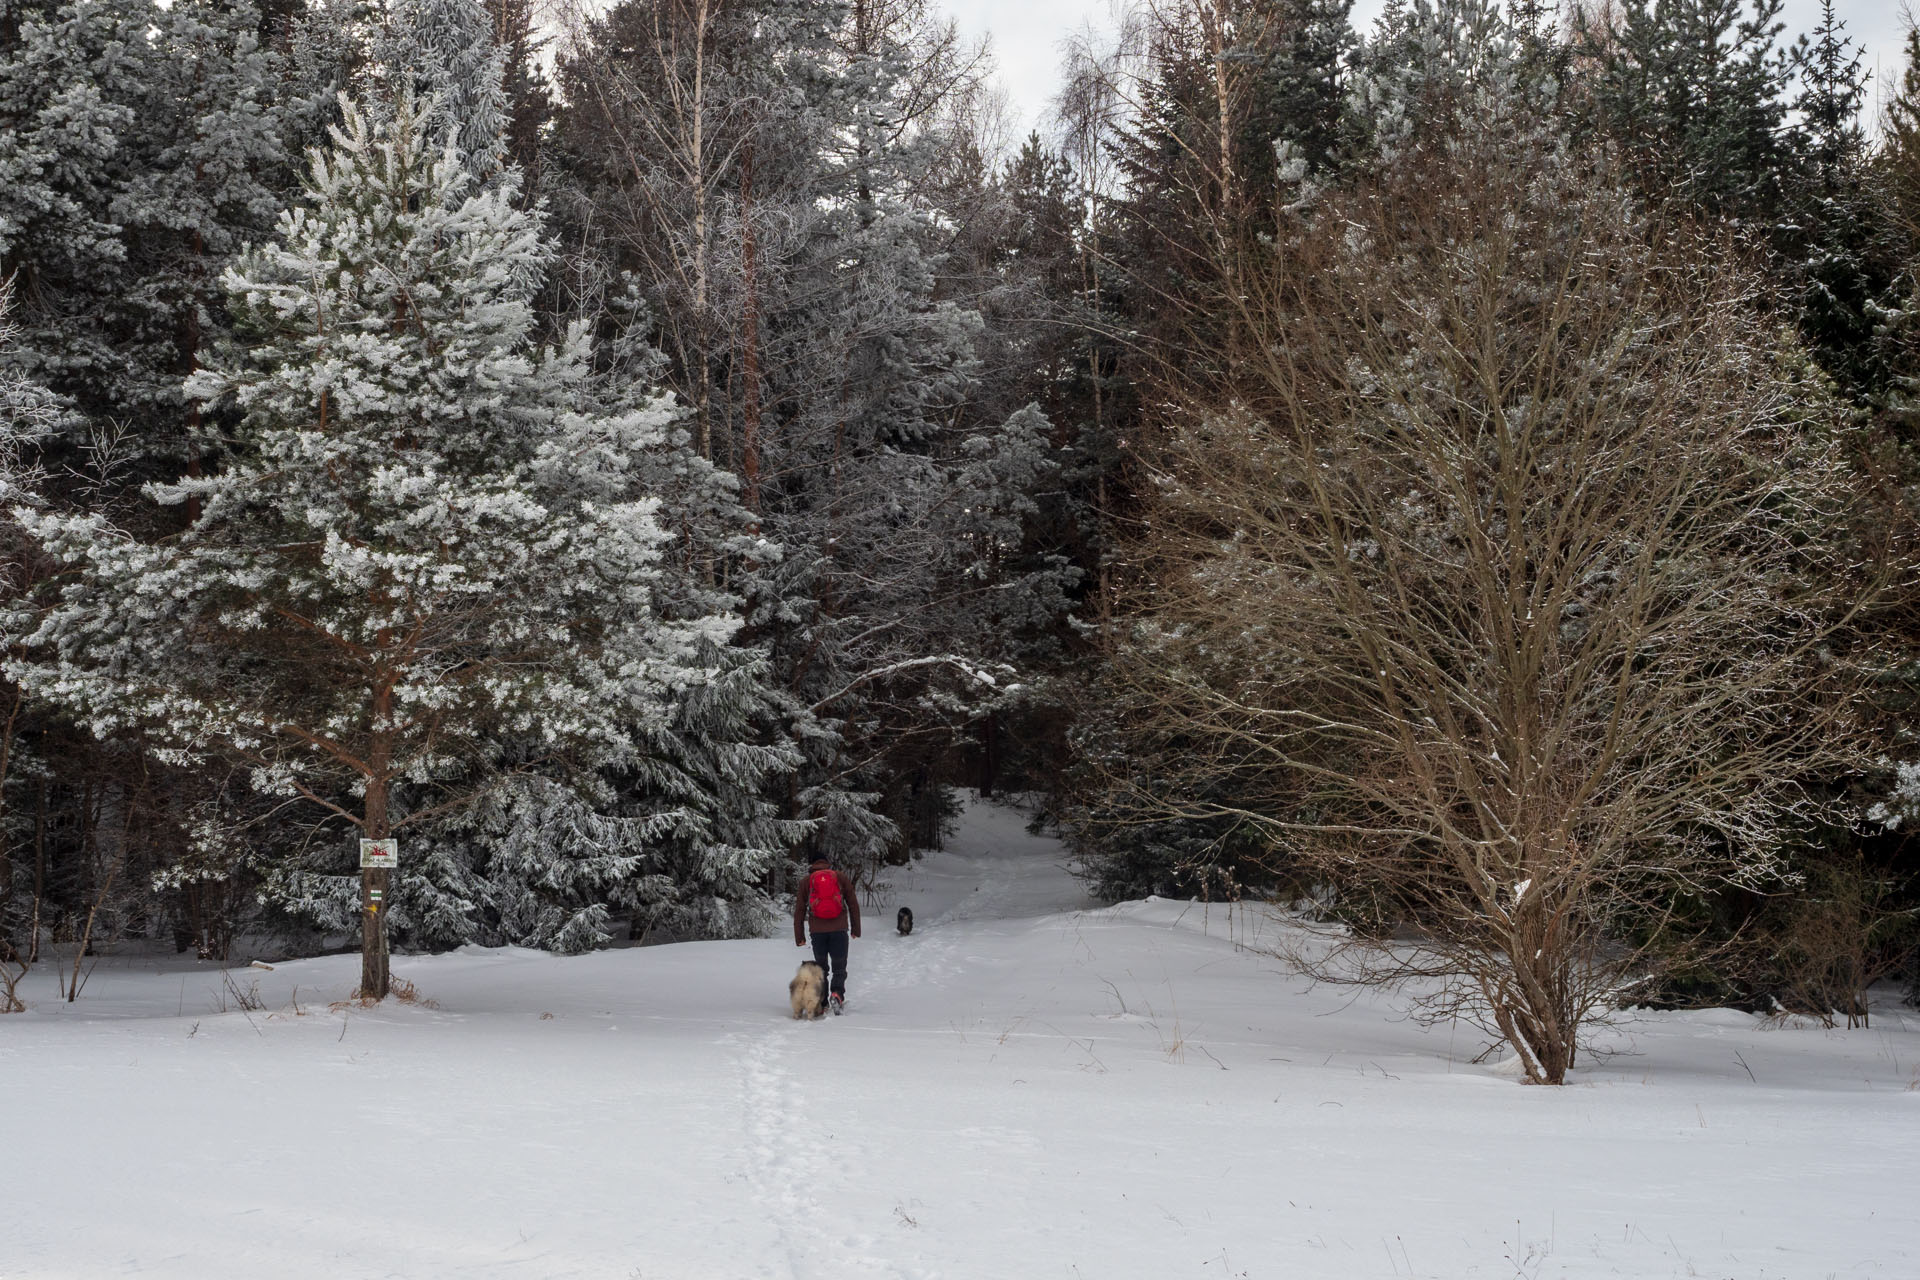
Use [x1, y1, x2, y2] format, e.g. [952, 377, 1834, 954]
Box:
[359, 838, 398, 869]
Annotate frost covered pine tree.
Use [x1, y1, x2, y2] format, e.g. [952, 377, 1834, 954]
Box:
[17, 95, 743, 998]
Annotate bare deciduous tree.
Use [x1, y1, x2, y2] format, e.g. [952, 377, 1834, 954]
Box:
[1094, 111, 1875, 1082]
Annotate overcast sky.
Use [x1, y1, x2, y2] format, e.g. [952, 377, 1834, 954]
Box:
[940, 0, 1911, 144]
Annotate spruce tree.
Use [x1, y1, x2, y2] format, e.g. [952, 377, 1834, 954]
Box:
[1234, 0, 1354, 186]
[1887, 25, 1920, 228]
[117, 0, 291, 474]
[1577, 0, 1794, 225]
[1876, 25, 1920, 436]
[0, 0, 302, 489]
[1787, 0, 1884, 401]
[485, 0, 554, 199]
[1793, 0, 1866, 195]
[0, 0, 147, 418]
[378, 0, 509, 184]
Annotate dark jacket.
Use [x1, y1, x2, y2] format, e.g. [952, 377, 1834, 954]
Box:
[793, 862, 861, 944]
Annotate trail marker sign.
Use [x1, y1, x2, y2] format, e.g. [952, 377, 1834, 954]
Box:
[360, 838, 398, 869]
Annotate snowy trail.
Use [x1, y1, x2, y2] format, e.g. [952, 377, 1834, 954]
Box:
[715, 802, 1078, 1280]
[6, 795, 1919, 1279]
[733, 1027, 817, 1280]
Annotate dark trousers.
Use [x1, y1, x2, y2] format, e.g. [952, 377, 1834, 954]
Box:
[810, 929, 850, 998]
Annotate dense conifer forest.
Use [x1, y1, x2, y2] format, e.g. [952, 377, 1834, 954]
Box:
[2, 0, 1916, 1077]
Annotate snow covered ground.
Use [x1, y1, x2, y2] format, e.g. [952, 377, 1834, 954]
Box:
[5, 796, 1917, 1279]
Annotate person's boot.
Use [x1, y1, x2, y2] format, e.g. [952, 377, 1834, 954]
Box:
[830, 992, 845, 1015]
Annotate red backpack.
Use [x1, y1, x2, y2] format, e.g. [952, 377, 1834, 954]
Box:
[807, 867, 845, 920]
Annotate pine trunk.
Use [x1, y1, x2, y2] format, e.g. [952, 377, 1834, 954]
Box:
[360, 681, 395, 1000]
[357, 866, 391, 997]
[360, 774, 391, 1001]
[740, 140, 762, 515]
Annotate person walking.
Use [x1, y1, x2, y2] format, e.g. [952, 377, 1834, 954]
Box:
[793, 856, 861, 1014]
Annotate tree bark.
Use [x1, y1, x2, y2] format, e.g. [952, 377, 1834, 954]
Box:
[29, 779, 44, 963]
[359, 785, 391, 1000]
[689, 0, 713, 461]
[979, 710, 998, 798]
[359, 680, 395, 1000]
[0, 686, 15, 920]
[186, 225, 205, 523]
[740, 139, 762, 516]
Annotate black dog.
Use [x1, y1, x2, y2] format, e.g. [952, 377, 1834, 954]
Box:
[896, 906, 914, 936]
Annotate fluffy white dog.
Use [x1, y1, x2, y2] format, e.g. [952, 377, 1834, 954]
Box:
[789, 960, 827, 1020]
